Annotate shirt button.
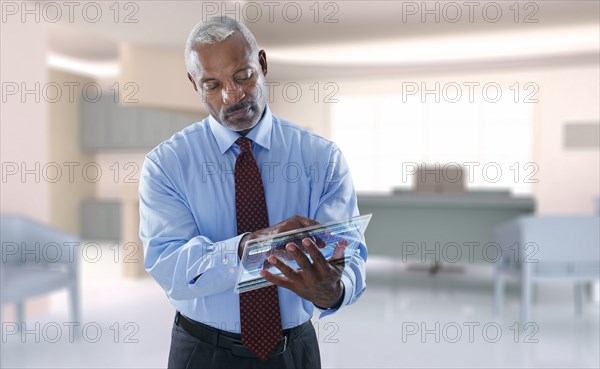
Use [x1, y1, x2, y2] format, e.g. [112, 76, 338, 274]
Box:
[229, 268, 235, 274]
[222, 258, 228, 264]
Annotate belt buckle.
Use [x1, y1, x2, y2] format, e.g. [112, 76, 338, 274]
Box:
[269, 336, 287, 358]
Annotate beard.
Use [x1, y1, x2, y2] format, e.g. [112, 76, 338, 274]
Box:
[221, 100, 262, 132]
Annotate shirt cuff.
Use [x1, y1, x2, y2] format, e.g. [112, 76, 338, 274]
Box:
[188, 233, 246, 288]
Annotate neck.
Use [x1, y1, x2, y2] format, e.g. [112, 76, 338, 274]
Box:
[238, 128, 252, 136]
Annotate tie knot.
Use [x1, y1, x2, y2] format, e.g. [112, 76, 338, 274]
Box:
[235, 137, 252, 154]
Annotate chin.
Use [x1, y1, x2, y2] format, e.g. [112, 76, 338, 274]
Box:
[224, 118, 259, 132]
[234, 123, 258, 133]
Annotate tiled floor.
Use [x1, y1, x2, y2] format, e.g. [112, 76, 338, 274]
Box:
[2, 246, 598, 368]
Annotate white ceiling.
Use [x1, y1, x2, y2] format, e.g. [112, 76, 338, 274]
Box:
[49, 22, 119, 61]
[48, 0, 600, 78]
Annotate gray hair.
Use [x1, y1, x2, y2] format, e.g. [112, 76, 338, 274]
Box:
[185, 16, 259, 78]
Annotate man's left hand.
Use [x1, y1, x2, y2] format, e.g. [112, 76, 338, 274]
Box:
[259, 237, 348, 309]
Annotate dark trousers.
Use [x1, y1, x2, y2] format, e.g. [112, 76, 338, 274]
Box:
[168, 313, 321, 369]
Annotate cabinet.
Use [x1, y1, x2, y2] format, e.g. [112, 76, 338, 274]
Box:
[139, 108, 173, 148]
[80, 200, 121, 241]
[80, 95, 203, 150]
[80, 97, 111, 149]
[109, 104, 140, 148]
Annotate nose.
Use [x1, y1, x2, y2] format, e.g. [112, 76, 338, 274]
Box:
[221, 82, 245, 105]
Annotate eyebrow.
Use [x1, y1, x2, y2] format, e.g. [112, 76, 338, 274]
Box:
[200, 66, 253, 84]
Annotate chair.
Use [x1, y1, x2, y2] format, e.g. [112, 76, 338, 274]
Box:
[1, 214, 80, 325]
[493, 215, 600, 323]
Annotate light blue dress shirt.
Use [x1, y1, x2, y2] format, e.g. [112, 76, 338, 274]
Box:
[139, 106, 367, 333]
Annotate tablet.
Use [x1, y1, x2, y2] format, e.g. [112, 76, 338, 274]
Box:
[234, 213, 372, 293]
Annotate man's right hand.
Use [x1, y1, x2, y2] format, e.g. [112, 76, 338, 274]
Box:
[238, 215, 319, 259]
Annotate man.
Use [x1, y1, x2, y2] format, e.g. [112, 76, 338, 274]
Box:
[139, 16, 367, 369]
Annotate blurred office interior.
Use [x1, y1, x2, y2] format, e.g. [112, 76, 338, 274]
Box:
[1, 1, 599, 368]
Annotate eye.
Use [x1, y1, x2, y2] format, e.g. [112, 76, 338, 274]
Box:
[203, 81, 221, 92]
[235, 69, 254, 82]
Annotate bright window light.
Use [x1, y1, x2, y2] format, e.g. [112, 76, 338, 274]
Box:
[47, 53, 119, 79]
[332, 92, 533, 194]
[269, 25, 599, 66]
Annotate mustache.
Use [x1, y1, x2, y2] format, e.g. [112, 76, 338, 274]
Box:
[225, 101, 256, 116]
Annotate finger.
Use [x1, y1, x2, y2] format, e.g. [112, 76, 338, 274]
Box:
[287, 242, 314, 271]
[303, 237, 328, 272]
[294, 215, 320, 228]
[275, 216, 319, 235]
[274, 242, 294, 261]
[329, 258, 346, 268]
[329, 240, 348, 262]
[260, 269, 293, 290]
[314, 236, 327, 249]
[266, 255, 299, 280]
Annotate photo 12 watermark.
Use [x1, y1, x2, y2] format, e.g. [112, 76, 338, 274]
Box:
[200, 81, 340, 105]
[2, 321, 140, 344]
[1, 240, 143, 265]
[402, 162, 540, 185]
[400, 2, 540, 24]
[402, 321, 540, 343]
[199, 1, 340, 24]
[1, 161, 140, 184]
[400, 82, 539, 104]
[1, 1, 140, 24]
[1, 82, 139, 104]
[400, 241, 539, 264]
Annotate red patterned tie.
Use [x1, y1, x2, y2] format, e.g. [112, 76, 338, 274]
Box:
[235, 137, 282, 361]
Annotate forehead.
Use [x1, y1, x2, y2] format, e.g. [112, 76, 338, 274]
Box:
[192, 32, 255, 79]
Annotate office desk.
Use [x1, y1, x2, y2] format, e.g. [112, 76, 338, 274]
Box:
[357, 193, 535, 264]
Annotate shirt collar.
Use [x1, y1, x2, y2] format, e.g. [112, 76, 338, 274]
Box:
[209, 106, 273, 155]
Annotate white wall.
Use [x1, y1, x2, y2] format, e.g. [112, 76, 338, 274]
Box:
[0, 21, 49, 222]
[268, 80, 333, 137]
[94, 151, 147, 200]
[534, 65, 600, 214]
[47, 69, 96, 234]
[119, 43, 206, 112]
[0, 20, 52, 320]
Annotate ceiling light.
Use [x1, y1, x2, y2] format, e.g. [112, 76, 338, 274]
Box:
[47, 53, 119, 79]
[267, 25, 599, 66]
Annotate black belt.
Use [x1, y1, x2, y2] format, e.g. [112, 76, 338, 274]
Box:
[175, 311, 309, 359]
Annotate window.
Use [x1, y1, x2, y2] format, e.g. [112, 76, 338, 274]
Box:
[332, 93, 533, 194]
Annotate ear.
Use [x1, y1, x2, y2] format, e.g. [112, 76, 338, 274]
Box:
[258, 50, 267, 76]
[187, 73, 198, 92]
